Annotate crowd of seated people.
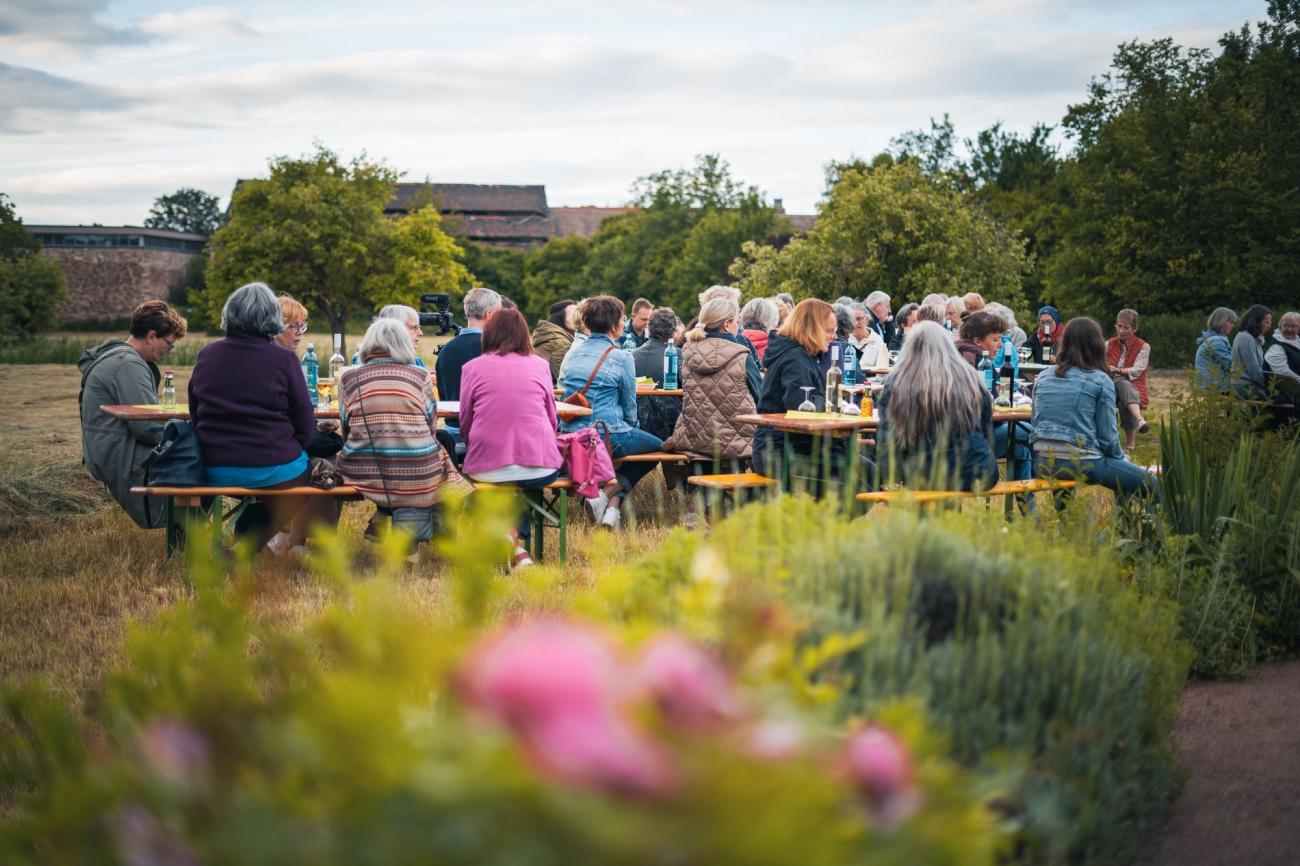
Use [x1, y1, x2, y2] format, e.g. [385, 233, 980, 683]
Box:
[89, 271, 1300, 558]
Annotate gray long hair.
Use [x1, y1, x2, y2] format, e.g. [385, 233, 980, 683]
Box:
[359, 317, 416, 365]
[883, 321, 984, 447]
[1206, 306, 1238, 334]
[221, 282, 283, 337]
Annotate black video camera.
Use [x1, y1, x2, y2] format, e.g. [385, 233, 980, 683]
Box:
[418, 293, 460, 336]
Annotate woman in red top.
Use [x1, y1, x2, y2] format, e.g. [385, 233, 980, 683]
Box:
[1105, 308, 1150, 449]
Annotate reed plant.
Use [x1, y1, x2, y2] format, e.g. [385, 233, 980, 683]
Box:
[0, 337, 203, 366]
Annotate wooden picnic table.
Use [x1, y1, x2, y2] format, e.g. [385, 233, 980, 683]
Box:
[102, 400, 593, 423]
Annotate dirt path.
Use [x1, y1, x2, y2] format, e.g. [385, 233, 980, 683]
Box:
[1145, 660, 1300, 866]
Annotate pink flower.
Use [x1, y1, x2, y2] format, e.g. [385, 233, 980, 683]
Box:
[460, 620, 617, 726]
[744, 718, 806, 761]
[525, 707, 675, 796]
[843, 724, 920, 826]
[632, 635, 742, 729]
[459, 620, 675, 796]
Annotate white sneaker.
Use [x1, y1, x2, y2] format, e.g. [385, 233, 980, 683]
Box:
[266, 531, 292, 556]
[600, 505, 621, 530]
[586, 490, 609, 523]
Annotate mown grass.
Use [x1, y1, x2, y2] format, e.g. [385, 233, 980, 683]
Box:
[0, 362, 1187, 712]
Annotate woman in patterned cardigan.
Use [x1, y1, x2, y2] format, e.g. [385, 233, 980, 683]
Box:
[337, 318, 470, 557]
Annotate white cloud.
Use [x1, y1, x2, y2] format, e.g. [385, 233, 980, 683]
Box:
[0, 0, 1270, 221]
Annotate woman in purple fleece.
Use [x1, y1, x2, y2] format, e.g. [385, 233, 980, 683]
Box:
[188, 282, 336, 553]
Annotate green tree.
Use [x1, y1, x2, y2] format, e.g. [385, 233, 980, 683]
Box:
[0, 194, 66, 336]
[367, 206, 472, 310]
[201, 145, 398, 334]
[732, 159, 1029, 311]
[580, 155, 778, 315]
[460, 242, 527, 309]
[144, 187, 222, 236]
[1048, 2, 1300, 315]
[521, 236, 589, 321]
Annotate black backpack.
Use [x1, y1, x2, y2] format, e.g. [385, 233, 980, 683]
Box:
[142, 420, 206, 486]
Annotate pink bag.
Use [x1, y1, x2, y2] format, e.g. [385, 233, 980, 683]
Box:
[556, 428, 616, 499]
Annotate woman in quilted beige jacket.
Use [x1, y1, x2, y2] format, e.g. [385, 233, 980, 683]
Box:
[664, 297, 760, 462]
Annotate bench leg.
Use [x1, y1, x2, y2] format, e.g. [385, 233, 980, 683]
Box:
[164, 496, 182, 556]
[557, 490, 567, 563]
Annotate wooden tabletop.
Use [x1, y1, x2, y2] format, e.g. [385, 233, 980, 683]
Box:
[736, 405, 1031, 435]
[102, 400, 592, 423]
[733, 412, 878, 435]
[555, 386, 684, 398]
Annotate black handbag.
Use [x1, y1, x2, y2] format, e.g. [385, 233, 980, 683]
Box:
[142, 420, 206, 486]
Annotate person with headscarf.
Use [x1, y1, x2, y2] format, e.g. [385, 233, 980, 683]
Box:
[1026, 305, 1063, 363]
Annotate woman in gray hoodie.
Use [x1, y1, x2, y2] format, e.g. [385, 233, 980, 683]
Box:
[77, 301, 188, 528]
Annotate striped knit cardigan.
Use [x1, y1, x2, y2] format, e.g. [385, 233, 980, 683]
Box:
[336, 356, 469, 509]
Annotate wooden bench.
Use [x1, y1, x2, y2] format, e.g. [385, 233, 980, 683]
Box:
[856, 477, 1080, 506]
[685, 471, 779, 519]
[132, 485, 364, 555]
[472, 479, 574, 562]
[612, 451, 691, 466]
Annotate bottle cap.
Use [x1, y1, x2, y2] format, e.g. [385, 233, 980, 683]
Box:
[164, 370, 174, 376]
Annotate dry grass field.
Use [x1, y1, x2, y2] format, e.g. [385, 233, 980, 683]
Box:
[0, 362, 1189, 710]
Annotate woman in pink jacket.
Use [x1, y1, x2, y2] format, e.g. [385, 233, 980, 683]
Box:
[459, 308, 564, 567]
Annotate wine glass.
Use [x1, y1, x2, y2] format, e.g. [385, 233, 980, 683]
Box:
[798, 386, 816, 412]
[1017, 347, 1031, 363]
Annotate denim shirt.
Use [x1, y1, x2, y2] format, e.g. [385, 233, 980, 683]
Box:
[1194, 330, 1232, 390]
[1030, 366, 1125, 460]
[559, 334, 638, 434]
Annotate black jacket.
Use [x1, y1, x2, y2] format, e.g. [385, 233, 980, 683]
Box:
[433, 330, 483, 402]
[753, 334, 827, 460]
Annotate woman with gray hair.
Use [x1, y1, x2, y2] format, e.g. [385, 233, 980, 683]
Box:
[1195, 306, 1237, 391]
[377, 303, 426, 368]
[875, 321, 997, 491]
[189, 282, 337, 553]
[337, 317, 470, 558]
[984, 302, 1027, 348]
[740, 297, 778, 362]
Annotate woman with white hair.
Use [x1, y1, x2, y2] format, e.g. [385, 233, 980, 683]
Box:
[875, 321, 997, 491]
[944, 296, 967, 333]
[337, 317, 470, 557]
[377, 303, 427, 368]
[189, 282, 338, 552]
[664, 296, 760, 465]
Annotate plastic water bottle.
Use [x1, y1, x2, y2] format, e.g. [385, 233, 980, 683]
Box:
[161, 370, 176, 410]
[843, 343, 858, 386]
[351, 348, 360, 366]
[662, 342, 679, 390]
[302, 343, 319, 406]
[978, 351, 995, 395]
[622, 333, 637, 352]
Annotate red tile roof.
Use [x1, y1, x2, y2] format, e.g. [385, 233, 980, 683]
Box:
[549, 206, 639, 239]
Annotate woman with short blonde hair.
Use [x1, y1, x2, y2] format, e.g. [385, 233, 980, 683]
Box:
[778, 298, 836, 356]
[275, 294, 309, 353]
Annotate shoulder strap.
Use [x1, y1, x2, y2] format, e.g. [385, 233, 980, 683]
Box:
[577, 346, 616, 399]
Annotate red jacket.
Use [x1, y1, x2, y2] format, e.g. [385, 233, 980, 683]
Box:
[743, 329, 769, 363]
[1106, 336, 1150, 407]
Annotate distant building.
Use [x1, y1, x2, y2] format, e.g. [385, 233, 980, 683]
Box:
[26, 226, 203, 323]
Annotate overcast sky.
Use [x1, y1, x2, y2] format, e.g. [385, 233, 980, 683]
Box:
[0, 0, 1267, 226]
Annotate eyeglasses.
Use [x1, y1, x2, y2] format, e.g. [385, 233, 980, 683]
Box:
[286, 322, 309, 334]
[161, 335, 177, 353]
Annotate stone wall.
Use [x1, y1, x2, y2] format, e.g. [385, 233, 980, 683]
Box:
[44, 247, 200, 323]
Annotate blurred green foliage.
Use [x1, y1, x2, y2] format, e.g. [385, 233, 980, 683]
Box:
[0, 492, 1004, 866]
[630, 498, 1192, 865]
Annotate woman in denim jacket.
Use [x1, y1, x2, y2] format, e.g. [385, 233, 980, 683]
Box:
[559, 295, 663, 530]
[1194, 307, 1236, 391]
[1030, 317, 1158, 499]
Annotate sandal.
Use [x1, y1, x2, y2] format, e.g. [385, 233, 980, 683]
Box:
[1138, 420, 1150, 434]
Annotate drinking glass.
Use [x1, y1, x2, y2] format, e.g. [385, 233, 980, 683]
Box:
[1018, 347, 1031, 362]
[797, 386, 816, 412]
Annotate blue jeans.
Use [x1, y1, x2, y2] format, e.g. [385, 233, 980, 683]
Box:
[502, 469, 561, 542]
[1034, 453, 1159, 500]
[607, 428, 664, 496]
[994, 422, 1033, 481]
